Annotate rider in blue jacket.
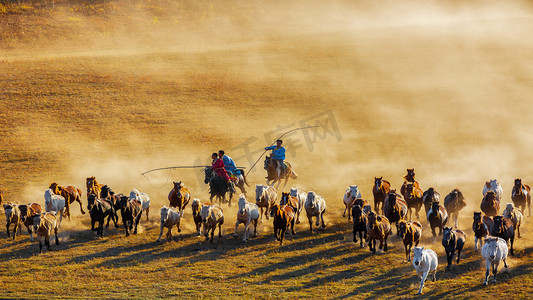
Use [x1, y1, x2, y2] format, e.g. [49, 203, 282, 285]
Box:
[265, 139, 286, 176]
[218, 150, 238, 177]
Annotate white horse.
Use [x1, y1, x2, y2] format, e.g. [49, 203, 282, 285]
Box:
[156, 206, 182, 242]
[255, 184, 277, 221]
[342, 185, 362, 221]
[305, 191, 327, 233]
[234, 195, 260, 242]
[289, 187, 305, 224]
[129, 188, 150, 221]
[482, 237, 509, 285]
[200, 204, 224, 243]
[44, 189, 65, 228]
[503, 203, 522, 239]
[483, 179, 503, 202]
[412, 247, 438, 294]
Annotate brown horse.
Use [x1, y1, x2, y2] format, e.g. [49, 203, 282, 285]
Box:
[444, 188, 467, 228]
[86, 177, 103, 200]
[427, 201, 448, 239]
[422, 187, 440, 217]
[270, 204, 296, 246]
[372, 177, 390, 215]
[168, 181, 190, 215]
[398, 220, 422, 262]
[490, 216, 515, 256]
[50, 182, 85, 219]
[472, 212, 490, 251]
[383, 190, 408, 237]
[280, 192, 302, 224]
[264, 155, 297, 191]
[366, 212, 392, 254]
[511, 178, 531, 217]
[481, 190, 500, 217]
[18, 203, 42, 241]
[401, 182, 423, 220]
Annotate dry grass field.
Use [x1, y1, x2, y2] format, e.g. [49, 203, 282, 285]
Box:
[1, 0, 533, 299]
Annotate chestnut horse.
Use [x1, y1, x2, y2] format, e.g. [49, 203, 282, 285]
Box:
[86, 177, 103, 200]
[372, 177, 390, 215]
[168, 181, 190, 215]
[472, 212, 489, 251]
[422, 187, 440, 217]
[366, 212, 392, 254]
[383, 190, 408, 237]
[481, 190, 500, 217]
[398, 220, 422, 262]
[511, 178, 531, 217]
[401, 182, 423, 221]
[444, 188, 467, 229]
[264, 155, 297, 191]
[50, 182, 85, 219]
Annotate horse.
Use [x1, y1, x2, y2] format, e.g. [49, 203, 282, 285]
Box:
[422, 187, 440, 217]
[398, 220, 422, 262]
[482, 237, 509, 286]
[383, 190, 408, 237]
[156, 206, 182, 243]
[200, 203, 224, 243]
[234, 195, 260, 242]
[4, 203, 21, 240]
[264, 155, 298, 190]
[412, 247, 438, 294]
[168, 181, 190, 215]
[280, 192, 302, 224]
[89, 195, 119, 238]
[304, 191, 327, 233]
[427, 201, 448, 240]
[483, 179, 503, 202]
[117, 196, 142, 237]
[255, 184, 277, 221]
[443, 188, 466, 229]
[34, 212, 59, 254]
[342, 185, 362, 221]
[191, 198, 206, 236]
[503, 203, 522, 239]
[229, 168, 249, 195]
[442, 227, 466, 268]
[490, 215, 515, 256]
[86, 176, 103, 200]
[366, 211, 391, 254]
[270, 204, 296, 245]
[129, 188, 150, 221]
[352, 204, 368, 248]
[290, 187, 306, 223]
[203, 168, 233, 206]
[472, 212, 490, 251]
[404, 168, 416, 182]
[401, 182, 423, 221]
[511, 178, 531, 217]
[481, 190, 500, 217]
[49, 183, 85, 219]
[44, 189, 65, 228]
[372, 177, 390, 215]
[18, 203, 42, 242]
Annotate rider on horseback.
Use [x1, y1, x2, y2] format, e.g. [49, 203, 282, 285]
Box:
[218, 150, 238, 179]
[211, 153, 236, 193]
[265, 139, 286, 178]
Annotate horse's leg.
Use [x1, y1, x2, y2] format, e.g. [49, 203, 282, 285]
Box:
[510, 236, 514, 256]
[54, 226, 59, 245]
[124, 219, 130, 237]
[133, 213, 141, 234]
[157, 223, 164, 242]
[166, 227, 172, 242]
[242, 220, 249, 242]
[418, 271, 428, 294]
[27, 224, 34, 242]
[218, 221, 223, 238]
[492, 262, 500, 283]
[457, 246, 462, 264]
[145, 207, 149, 222]
[234, 220, 240, 238]
[279, 225, 286, 245]
[291, 218, 296, 235]
[45, 235, 51, 251]
[308, 216, 313, 233]
[210, 226, 215, 243]
[6, 222, 10, 238]
[253, 219, 258, 237]
[39, 237, 44, 253]
[321, 210, 326, 228]
[77, 196, 85, 215]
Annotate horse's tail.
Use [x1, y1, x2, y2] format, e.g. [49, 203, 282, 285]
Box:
[241, 170, 250, 187]
[290, 168, 298, 180]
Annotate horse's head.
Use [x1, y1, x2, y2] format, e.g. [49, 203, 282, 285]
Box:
[49, 182, 60, 194]
[442, 227, 453, 246]
[484, 237, 500, 260]
[431, 201, 440, 213]
[203, 167, 213, 184]
[484, 190, 497, 204]
[492, 216, 505, 234]
[238, 195, 247, 215]
[255, 184, 264, 203]
[191, 198, 201, 217]
[387, 190, 398, 203]
[404, 169, 415, 182]
[289, 188, 298, 197]
[374, 177, 382, 190]
[349, 185, 359, 201]
[160, 206, 169, 224]
[173, 181, 184, 198]
[269, 203, 280, 218]
[363, 204, 372, 215]
[264, 156, 273, 170]
[352, 204, 364, 222]
[200, 204, 211, 223]
[398, 220, 408, 238]
[33, 213, 43, 232]
[307, 191, 316, 208]
[280, 192, 290, 205]
[514, 178, 522, 187]
[86, 176, 96, 189]
[473, 211, 483, 227]
[87, 193, 98, 210]
[412, 247, 424, 266]
[503, 203, 514, 218]
[367, 211, 377, 229]
[18, 205, 29, 222]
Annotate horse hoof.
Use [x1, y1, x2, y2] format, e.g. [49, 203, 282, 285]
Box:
[491, 279, 497, 284]
[178, 229, 182, 233]
[296, 220, 300, 224]
[483, 281, 489, 286]
[156, 239, 161, 243]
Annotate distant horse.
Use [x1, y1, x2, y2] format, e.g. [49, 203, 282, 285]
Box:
[86, 176, 103, 200]
[490, 215, 515, 256]
[372, 177, 390, 215]
[442, 227, 466, 268]
[511, 178, 531, 217]
[342, 185, 362, 221]
[280, 192, 302, 224]
[200, 203, 224, 243]
[168, 181, 190, 215]
[34, 212, 59, 254]
[481, 190, 500, 217]
[366, 212, 391, 254]
[444, 188, 466, 228]
[270, 204, 296, 246]
[50, 182, 85, 219]
[352, 204, 367, 248]
[117, 196, 142, 237]
[228, 168, 250, 196]
[398, 220, 422, 262]
[503, 203, 522, 238]
[412, 247, 438, 294]
[234, 195, 260, 242]
[422, 188, 440, 217]
[255, 184, 277, 221]
[18, 203, 42, 241]
[44, 189, 65, 228]
[383, 190, 408, 237]
[304, 191, 327, 233]
[427, 201, 448, 240]
[191, 198, 205, 236]
[483, 179, 503, 202]
[156, 206, 182, 243]
[472, 212, 489, 251]
[204, 168, 233, 206]
[401, 182, 423, 220]
[404, 168, 416, 182]
[129, 188, 150, 221]
[482, 237, 509, 286]
[4, 203, 21, 240]
[264, 155, 297, 190]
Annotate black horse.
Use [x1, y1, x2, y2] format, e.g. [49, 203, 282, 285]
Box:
[204, 167, 234, 206]
[117, 196, 142, 237]
[88, 194, 119, 238]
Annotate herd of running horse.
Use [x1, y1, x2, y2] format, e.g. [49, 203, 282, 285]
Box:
[1, 167, 531, 293]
